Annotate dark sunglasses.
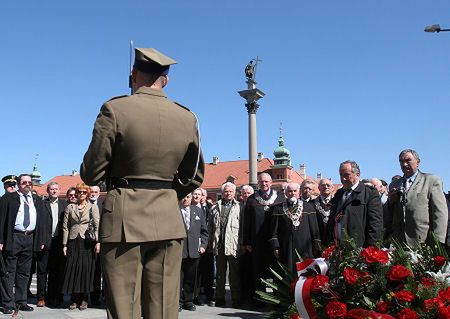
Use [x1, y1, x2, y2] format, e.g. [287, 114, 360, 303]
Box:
[20, 181, 33, 185]
[77, 190, 88, 194]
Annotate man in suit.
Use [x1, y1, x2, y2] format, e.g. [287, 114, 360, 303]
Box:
[36, 182, 66, 307]
[243, 173, 284, 301]
[387, 149, 448, 247]
[80, 47, 204, 319]
[300, 179, 316, 202]
[179, 193, 208, 312]
[312, 178, 334, 243]
[0, 174, 47, 314]
[195, 188, 214, 307]
[326, 161, 383, 247]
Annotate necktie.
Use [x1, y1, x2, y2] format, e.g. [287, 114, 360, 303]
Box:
[23, 194, 30, 229]
[183, 208, 190, 230]
[405, 178, 412, 191]
[343, 189, 352, 202]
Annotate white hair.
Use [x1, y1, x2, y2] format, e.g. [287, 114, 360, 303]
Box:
[241, 185, 254, 194]
[258, 172, 272, 182]
[286, 182, 300, 191]
[221, 182, 236, 192]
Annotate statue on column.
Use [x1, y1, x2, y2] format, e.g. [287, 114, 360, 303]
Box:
[245, 60, 256, 81]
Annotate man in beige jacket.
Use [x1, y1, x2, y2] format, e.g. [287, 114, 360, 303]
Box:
[80, 48, 204, 319]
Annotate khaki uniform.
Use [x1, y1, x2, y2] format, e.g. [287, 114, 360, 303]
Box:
[81, 86, 204, 319]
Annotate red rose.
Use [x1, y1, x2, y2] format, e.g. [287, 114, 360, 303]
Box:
[435, 256, 447, 267]
[290, 277, 299, 293]
[397, 308, 419, 319]
[322, 245, 336, 259]
[423, 297, 445, 311]
[387, 265, 412, 282]
[376, 300, 391, 313]
[360, 246, 389, 264]
[290, 313, 301, 319]
[421, 277, 435, 287]
[325, 300, 347, 319]
[439, 287, 450, 305]
[438, 306, 450, 319]
[393, 290, 415, 303]
[311, 275, 329, 293]
[343, 267, 369, 285]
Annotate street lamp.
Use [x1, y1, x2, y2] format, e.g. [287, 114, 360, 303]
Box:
[424, 24, 450, 33]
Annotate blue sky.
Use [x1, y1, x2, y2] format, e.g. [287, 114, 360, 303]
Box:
[1, 1, 450, 191]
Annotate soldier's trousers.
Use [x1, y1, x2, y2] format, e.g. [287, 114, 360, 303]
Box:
[101, 239, 182, 319]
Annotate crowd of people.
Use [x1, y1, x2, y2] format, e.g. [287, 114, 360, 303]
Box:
[0, 176, 103, 314]
[0, 148, 449, 316]
[176, 148, 450, 312]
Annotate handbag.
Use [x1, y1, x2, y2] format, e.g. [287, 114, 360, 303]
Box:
[85, 207, 97, 242]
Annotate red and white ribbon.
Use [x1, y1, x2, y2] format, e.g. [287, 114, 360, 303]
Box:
[294, 258, 328, 319]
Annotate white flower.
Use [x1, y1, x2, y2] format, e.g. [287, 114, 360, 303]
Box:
[405, 250, 422, 264]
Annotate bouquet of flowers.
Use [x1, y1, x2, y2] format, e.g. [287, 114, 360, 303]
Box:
[258, 235, 450, 319]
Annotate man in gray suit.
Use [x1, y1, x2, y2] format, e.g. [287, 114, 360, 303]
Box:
[387, 149, 448, 247]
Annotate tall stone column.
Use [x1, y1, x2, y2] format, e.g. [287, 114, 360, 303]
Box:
[238, 59, 265, 188]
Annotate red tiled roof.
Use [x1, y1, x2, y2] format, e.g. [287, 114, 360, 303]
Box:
[33, 174, 83, 196]
[203, 158, 310, 189]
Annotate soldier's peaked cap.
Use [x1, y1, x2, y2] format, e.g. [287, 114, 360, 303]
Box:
[134, 48, 177, 76]
[2, 175, 17, 184]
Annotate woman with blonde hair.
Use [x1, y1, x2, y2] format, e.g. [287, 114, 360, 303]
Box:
[61, 183, 100, 310]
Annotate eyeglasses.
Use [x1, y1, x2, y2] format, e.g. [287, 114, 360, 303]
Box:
[20, 181, 33, 185]
[321, 184, 332, 187]
[68, 194, 76, 197]
[77, 190, 88, 194]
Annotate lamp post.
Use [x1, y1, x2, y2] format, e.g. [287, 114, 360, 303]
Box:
[424, 24, 450, 33]
[238, 58, 265, 188]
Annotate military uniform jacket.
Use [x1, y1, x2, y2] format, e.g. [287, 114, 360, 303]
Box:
[80, 87, 204, 243]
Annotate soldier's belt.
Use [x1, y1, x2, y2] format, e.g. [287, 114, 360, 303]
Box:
[108, 178, 173, 190]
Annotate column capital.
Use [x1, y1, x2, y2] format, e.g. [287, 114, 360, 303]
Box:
[246, 102, 259, 114]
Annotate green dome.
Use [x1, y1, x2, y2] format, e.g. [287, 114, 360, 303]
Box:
[273, 135, 290, 159]
[31, 163, 41, 178]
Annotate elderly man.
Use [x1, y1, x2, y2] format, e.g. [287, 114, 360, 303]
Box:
[210, 182, 243, 307]
[326, 161, 383, 247]
[270, 183, 321, 273]
[80, 47, 204, 319]
[36, 182, 66, 307]
[312, 178, 334, 242]
[300, 179, 316, 202]
[239, 185, 254, 205]
[178, 193, 208, 312]
[243, 173, 284, 300]
[387, 149, 448, 246]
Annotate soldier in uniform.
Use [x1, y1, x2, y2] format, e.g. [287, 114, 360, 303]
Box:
[80, 48, 204, 319]
[2, 175, 17, 194]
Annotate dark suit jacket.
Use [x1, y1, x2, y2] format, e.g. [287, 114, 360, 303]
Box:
[0, 192, 47, 252]
[326, 182, 383, 247]
[42, 198, 66, 246]
[182, 205, 208, 259]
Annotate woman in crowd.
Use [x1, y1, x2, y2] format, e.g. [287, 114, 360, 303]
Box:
[61, 183, 100, 310]
[66, 187, 77, 204]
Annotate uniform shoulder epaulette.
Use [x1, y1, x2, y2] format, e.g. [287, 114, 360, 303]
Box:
[107, 95, 128, 102]
[174, 101, 191, 112]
